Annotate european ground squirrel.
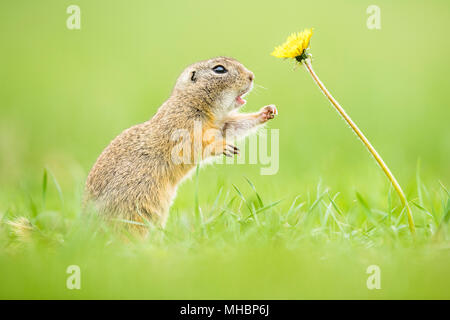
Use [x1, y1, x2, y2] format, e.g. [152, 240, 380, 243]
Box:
[84, 57, 277, 234]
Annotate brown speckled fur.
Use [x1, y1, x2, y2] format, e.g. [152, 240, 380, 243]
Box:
[84, 57, 276, 235]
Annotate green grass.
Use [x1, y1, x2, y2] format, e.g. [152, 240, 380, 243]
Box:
[0, 169, 449, 299]
[0, 0, 449, 299]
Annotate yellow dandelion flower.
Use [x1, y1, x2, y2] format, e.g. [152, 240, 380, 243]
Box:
[271, 28, 313, 62]
[271, 28, 416, 235]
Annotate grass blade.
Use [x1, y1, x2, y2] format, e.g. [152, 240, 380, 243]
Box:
[244, 176, 263, 208]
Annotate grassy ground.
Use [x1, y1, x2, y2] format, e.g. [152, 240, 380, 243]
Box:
[1, 168, 449, 299]
[1, 0, 449, 299]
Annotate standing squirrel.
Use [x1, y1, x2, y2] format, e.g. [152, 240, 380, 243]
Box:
[84, 57, 277, 234]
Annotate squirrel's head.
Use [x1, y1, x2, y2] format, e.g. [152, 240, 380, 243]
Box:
[173, 57, 254, 114]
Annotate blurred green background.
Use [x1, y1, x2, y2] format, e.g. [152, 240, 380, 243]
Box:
[1, 0, 449, 202]
[0, 0, 449, 299]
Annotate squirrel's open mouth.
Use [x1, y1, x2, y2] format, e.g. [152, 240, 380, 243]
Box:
[235, 83, 253, 107]
[236, 95, 246, 106]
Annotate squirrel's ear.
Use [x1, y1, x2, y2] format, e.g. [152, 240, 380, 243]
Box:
[190, 71, 197, 82]
[174, 68, 197, 90]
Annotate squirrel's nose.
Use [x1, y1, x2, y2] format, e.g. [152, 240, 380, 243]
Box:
[248, 73, 254, 82]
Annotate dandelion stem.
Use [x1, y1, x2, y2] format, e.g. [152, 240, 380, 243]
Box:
[302, 58, 416, 235]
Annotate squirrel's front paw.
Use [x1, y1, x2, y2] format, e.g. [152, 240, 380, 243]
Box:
[223, 144, 240, 157]
[259, 104, 278, 123]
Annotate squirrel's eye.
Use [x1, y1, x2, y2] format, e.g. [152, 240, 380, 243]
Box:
[212, 65, 227, 74]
